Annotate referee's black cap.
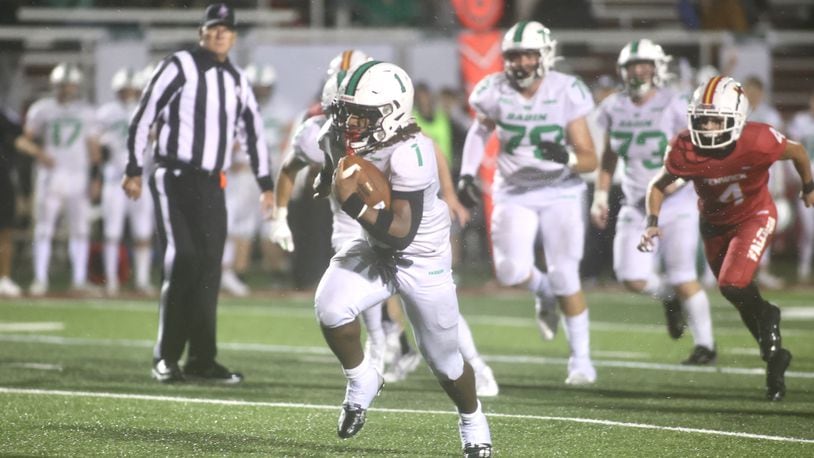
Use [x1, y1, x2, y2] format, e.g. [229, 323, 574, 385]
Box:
[202, 3, 236, 29]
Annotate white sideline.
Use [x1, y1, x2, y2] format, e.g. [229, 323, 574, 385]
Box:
[2, 333, 814, 379]
[0, 387, 812, 445]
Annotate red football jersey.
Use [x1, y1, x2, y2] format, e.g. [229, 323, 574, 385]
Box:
[665, 122, 787, 226]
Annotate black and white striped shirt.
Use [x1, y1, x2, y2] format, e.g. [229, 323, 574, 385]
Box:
[126, 46, 273, 191]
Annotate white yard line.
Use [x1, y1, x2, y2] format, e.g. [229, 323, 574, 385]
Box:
[2, 333, 814, 379]
[782, 307, 814, 320]
[2, 362, 63, 371]
[0, 322, 64, 332]
[0, 387, 812, 444]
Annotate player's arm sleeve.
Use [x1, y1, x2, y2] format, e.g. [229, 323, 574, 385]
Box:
[357, 190, 423, 251]
[461, 75, 500, 176]
[126, 57, 185, 177]
[239, 77, 274, 191]
[564, 76, 595, 124]
[663, 137, 689, 178]
[460, 118, 492, 177]
[594, 98, 611, 132]
[758, 124, 789, 164]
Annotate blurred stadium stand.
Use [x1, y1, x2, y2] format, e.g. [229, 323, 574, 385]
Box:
[0, 1, 811, 118]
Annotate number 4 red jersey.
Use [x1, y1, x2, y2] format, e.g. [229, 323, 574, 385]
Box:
[665, 122, 787, 226]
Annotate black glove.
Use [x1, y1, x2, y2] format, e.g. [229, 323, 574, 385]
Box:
[457, 175, 482, 209]
[312, 165, 333, 199]
[537, 141, 570, 165]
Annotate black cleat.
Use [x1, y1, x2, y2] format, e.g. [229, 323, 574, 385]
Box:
[463, 443, 493, 458]
[183, 361, 243, 384]
[663, 297, 686, 339]
[758, 304, 782, 362]
[766, 348, 791, 401]
[337, 403, 367, 439]
[681, 345, 717, 366]
[152, 359, 185, 383]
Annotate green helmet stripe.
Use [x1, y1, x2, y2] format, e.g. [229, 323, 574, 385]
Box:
[345, 61, 380, 96]
[513, 21, 528, 43]
[630, 40, 640, 55]
[336, 70, 347, 86]
[394, 73, 406, 93]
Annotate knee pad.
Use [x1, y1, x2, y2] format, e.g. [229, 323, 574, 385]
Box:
[34, 224, 54, 240]
[548, 259, 581, 296]
[494, 259, 527, 287]
[424, 351, 464, 382]
[314, 299, 355, 329]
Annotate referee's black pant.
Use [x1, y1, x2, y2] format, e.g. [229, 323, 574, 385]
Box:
[149, 165, 226, 367]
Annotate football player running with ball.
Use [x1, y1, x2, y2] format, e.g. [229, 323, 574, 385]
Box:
[639, 76, 814, 401]
[591, 40, 716, 365]
[458, 21, 598, 384]
[313, 61, 492, 457]
[273, 51, 499, 398]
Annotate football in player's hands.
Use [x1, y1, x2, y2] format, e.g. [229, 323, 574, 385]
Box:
[337, 155, 391, 210]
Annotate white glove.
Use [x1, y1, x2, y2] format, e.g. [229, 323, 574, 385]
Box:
[268, 207, 295, 252]
[590, 189, 609, 229]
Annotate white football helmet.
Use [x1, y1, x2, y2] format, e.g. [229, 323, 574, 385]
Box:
[334, 61, 414, 154]
[688, 76, 750, 149]
[501, 21, 558, 88]
[321, 71, 345, 115]
[327, 49, 372, 77]
[111, 67, 140, 92]
[50, 63, 82, 86]
[617, 39, 671, 97]
[245, 64, 276, 87]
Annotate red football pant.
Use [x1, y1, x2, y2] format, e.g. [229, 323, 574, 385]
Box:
[703, 211, 777, 288]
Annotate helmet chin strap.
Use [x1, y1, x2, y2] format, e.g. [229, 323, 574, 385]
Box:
[627, 78, 652, 98]
[508, 67, 540, 89]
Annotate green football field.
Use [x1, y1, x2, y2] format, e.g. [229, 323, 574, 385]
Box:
[1, 287, 813, 456]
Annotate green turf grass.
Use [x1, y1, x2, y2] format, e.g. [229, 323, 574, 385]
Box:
[1, 288, 813, 456]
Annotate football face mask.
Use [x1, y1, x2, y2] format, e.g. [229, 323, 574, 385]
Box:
[687, 76, 749, 150]
[333, 101, 392, 155]
[617, 39, 671, 98]
[501, 21, 558, 89]
[334, 61, 414, 155]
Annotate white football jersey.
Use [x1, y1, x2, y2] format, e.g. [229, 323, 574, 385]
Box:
[596, 88, 687, 203]
[469, 71, 594, 192]
[96, 100, 139, 183]
[290, 114, 328, 167]
[26, 97, 97, 178]
[788, 110, 814, 158]
[361, 132, 449, 255]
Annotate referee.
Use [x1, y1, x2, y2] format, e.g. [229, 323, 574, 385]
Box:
[122, 3, 274, 384]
